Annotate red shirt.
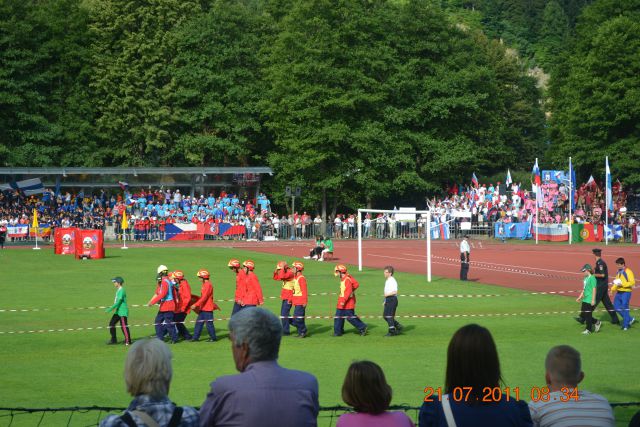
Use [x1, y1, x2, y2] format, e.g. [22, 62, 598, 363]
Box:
[337, 275, 357, 310]
[273, 269, 295, 301]
[292, 273, 308, 306]
[243, 272, 264, 306]
[193, 280, 214, 312]
[149, 278, 176, 312]
[175, 279, 192, 314]
[234, 270, 247, 303]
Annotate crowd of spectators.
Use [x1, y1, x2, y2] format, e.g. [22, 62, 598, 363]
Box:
[100, 308, 626, 427]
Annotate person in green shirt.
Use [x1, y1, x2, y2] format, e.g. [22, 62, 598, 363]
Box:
[319, 236, 334, 262]
[105, 276, 132, 345]
[575, 265, 600, 335]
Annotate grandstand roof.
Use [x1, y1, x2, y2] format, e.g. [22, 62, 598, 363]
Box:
[0, 167, 272, 176]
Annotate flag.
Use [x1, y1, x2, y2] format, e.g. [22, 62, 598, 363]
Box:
[471, 172, 478, 188]
[506, 169, 512, 186]
[569, 158, 576, 210]
[605, 225, 623, 241]
[532, 160, 543, 208]
[118, 181, 129, 191]
[586, 175, 595, 187]
[605, 157, 613, 212]
[32, 209, 39, 229]
[121, 210, 129, 230]
[0, 178, 44, 195]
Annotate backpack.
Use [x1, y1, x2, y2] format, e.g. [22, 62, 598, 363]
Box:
[119, 406, 183, 427]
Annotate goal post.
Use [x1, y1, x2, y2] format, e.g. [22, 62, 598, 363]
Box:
[357, 208, 432, 282]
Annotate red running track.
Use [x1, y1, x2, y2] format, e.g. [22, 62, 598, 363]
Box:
[235, 239, 640, 307]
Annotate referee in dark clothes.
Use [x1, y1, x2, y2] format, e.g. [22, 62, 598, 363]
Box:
[592, 248, 620, 325]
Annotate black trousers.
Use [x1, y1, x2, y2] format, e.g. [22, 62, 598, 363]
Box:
[580, 302, 595, 332]
[594, 285, 620, 324]
[109, 314, 132, 344]
[174, 312, 192, 339]
[309, 246, 323, 258]
[460, 258, 469, 281]
[383, 296, 401, 332]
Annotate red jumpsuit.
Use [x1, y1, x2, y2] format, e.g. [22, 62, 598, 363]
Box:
[243, 272, 264, 306]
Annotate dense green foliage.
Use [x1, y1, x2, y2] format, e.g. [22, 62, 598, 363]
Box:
[0, 246, 637, 426]
[0, 0, 637, 210]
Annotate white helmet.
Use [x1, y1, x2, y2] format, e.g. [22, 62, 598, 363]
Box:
[157, 265, 168, 274]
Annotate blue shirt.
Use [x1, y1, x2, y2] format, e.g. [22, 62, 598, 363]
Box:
[419, 395, 532, 427]
[199, 360, 319, 427]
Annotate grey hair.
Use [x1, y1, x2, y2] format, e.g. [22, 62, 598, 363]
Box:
[545, 345, 582, 386]
[228, 307, 282, 362]
[124, 338, 172, 399]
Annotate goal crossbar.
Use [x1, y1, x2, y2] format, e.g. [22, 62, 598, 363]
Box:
[357, 209, 432, 282]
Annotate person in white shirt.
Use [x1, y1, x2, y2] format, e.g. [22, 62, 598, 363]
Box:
[382, 266, 403, 336]
[528, 345, 614, 427]
[460, 235, 470, 281]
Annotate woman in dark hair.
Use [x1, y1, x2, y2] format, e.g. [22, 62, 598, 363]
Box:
[337, 361, 414, 427]
[419, 324, 532, 427]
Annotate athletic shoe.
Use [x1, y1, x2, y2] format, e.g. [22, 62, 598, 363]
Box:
[622, 328, 628, 331]
[582, 330, 591, 335]
[595, 321, 602, 333]
[630, 318, 636, 326]
[303, 256, 310, 259]
[188, 339, 199, 342]
[297, 333, 307, 338]
[574, 317, 585, 324]
[395, 323, 404, 331]
[206, 338, 217, 342]
[384, 332, 397, 337]
[333, 333, 343, 337]
[317, 258, 323, 262]
[106, 341, 118, 345]
[359, 327, 368, 336]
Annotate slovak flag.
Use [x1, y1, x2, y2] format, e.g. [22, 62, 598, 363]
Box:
[471, 172, 479, 188]
[506, 169, 512, 187]
[605, 157, 613, 212]
[118, 181, 129, 191]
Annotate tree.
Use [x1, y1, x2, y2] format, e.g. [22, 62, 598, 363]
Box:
[88, 0, 202, 166]
[536, 0, 570, 72]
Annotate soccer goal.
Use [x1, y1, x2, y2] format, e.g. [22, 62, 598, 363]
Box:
[357, 208, 433, 282]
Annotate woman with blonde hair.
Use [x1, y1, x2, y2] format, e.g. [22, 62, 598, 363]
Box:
[100, 338, 198, 426]
[337, 361, 414, 427]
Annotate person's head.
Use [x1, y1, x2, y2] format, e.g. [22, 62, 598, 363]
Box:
[383, 266, 394, 279]
[276, 260, 288, 271]
[334, 264, 348, 278]
[111, 276, 124, 288]
[292, 261, 304, 274]
[446, 324, 501, 399]
[243, 260, 255, 273]
[616, 257, 625, 268]
[173, 270, 184, 283]
[196, 269, 210, 281]
[124, 338, 172, 399]
[341, 361, 392, 415]
[581, 264, 593, 277]
[592, 248, 602, 259]
[544, 345, 584, 389]
[157, 265, 168, 277]
[228, 307, 281, 372]
[228, 259, 240, 272]
[463, 234, 469, 240]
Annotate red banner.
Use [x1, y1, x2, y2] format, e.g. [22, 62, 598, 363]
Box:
[54, 227, 78, 255]
[74, 229, 105, 259]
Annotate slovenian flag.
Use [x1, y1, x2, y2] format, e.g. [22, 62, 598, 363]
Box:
[606, 157, 613, 212]
[471, 172, 478, 188]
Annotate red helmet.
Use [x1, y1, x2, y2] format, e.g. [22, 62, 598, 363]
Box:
[243, 260, 255, 271]
[292, 261, 304, 271]
[173, 270, 184, 280]
[334, 264, 347, 276]
[197, 269, 210, 279]
[276, 261, 288, 270]
[228, 259, 241, 269]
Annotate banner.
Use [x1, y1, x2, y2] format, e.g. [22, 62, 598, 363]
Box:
[7, 225, 28, 238]
[0, 178, 44, 195]
[430, 222, 450, 240]
[533, 224, 569, 242]
[541, 170, 567, 184]
[571, 224, 603, 243]
[29, 224, 52, 237]
[74, 229, 105, 259]
[54, 227, 78, 255]
[605, 225, 623, 241]
[494, 221, 532, 240]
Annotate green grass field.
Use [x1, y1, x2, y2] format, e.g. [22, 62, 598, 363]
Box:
[0, 246, 638, 426]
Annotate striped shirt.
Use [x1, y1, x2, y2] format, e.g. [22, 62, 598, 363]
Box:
[528, 389, 614, 427]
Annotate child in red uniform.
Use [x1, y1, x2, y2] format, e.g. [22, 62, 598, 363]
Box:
[334, 264, 367, 337]
[273, 261, 295, 335]
[147, 265, 178, 343]
[229, 259, 247, 316]
[242, 260, 264, 308]
[172, 271, 193, 341]
[291, 261, 308, 338]
[191, 269, 218, 342]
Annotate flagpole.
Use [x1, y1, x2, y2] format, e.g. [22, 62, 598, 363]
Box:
[569, 157, 572, 246]
[605, 156, 609, 246]
[33, 231, 40, 250]
[122, 230, 128, 249]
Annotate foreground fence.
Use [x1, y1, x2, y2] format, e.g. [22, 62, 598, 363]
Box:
[1, 403, 639, 426]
